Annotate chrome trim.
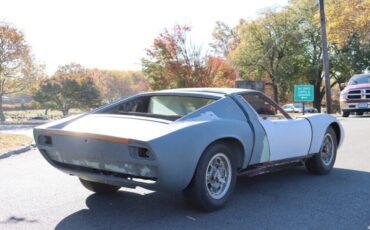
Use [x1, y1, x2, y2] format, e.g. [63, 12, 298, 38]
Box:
[347, 88, 370, 100]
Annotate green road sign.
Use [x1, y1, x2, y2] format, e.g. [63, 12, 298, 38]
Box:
[294, 85, 314, 102]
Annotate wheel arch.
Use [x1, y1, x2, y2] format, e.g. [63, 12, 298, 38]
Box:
[202, 137, 245, 170]
[183, 136, 245, 191]
[329, 121, 343, 147]
[305, 114, 344, 153]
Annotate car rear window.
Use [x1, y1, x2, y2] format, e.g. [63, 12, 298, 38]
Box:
[102, 95, 215, 120]
[148, 96, 214, 116]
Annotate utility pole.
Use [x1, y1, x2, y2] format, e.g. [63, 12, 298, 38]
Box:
[319, 0, 332, 114]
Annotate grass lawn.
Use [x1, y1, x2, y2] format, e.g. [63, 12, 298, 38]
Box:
[4, 109, 83, 122]
[0, 133, 33, 154]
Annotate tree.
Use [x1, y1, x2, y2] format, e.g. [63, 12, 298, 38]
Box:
[0, 22, 34, 121]
[33, 63, 101, 116]
[325, 0, 370, 48]
[104, 71, 134, 102]
[230, 8, 300, 103]
[291, 0, 369, 111]
[88, 69, 149, 103]
[142, 24, 236, 90]
[326, 0, 370, 86]
[205, 57, 237, 87]
[210, 21, 240, 57]
[331, 33, 370, 89]
[214, 0, 368, 109]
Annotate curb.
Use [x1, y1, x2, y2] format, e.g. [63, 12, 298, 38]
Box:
[0, 122, 46, 126]
[0, 145, 32, 160]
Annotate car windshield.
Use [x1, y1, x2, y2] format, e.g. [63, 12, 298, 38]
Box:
[102, 95, 216, 120]
[348, 75, 370, 85]
[293, 103, 303, 108]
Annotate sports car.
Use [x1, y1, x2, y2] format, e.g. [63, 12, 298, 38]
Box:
[34, 88, 344, 211]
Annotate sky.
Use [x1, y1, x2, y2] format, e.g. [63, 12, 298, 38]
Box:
[0, 0, 288, 74]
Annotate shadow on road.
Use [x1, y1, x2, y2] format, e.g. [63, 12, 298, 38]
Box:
[0, 216, 38, 224]
[55, 167, 370, 230]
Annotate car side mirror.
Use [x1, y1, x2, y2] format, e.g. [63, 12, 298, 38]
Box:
[340, 83, 347, 88]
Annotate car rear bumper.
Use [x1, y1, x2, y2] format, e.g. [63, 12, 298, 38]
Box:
[34, 127, 197, 192]
[39, 148, 160, 190]
[340, 100, 370, 112]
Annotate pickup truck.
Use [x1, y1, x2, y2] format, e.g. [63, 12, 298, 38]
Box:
[340, 73, 370, 117]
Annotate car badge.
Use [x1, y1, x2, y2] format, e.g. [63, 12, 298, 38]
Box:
[361, 89, 366, 99]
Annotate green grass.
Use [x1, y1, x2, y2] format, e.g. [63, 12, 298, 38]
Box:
[4, 109, 84, 122]
[0, 133, 33, 154]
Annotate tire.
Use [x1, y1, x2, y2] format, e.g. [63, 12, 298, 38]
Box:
[79, 178, 120, 194]
[305, 127, 337, 175]
[356, 111, 364, 116]
[341, 110, 350, 117]
[183, 142, 237, 212]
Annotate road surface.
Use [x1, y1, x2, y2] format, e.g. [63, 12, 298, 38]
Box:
[0, 117, 369, 230]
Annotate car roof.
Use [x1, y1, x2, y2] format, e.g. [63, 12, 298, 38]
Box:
[158, 88, 257, 95]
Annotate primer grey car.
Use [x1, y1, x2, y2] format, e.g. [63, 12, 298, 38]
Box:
[34, 88, 344, 211]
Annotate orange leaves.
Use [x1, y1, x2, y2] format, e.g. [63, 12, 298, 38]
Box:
[325, 0, 369, 47]
[142, 24, 236, 89]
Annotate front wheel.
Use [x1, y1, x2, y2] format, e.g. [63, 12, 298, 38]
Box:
[305, 127, 337, 175]
[183, 142, 236, 211]
[79, 178, 120, 194]
[341, 110, 350, 117]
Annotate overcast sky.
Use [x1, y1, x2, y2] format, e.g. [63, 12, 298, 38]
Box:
[0, 0, 287, 74]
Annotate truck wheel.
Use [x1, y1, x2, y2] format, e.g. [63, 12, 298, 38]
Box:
[356, 111, 364, 116]
[79, 178, 120, 194]
[341, 110, 350, 117]
[183, 142, 236, 211]
[306, 127, 337, 175]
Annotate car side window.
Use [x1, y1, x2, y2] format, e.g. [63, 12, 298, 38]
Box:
[115, 96, 150, 113]
[241, 94, 288, 120]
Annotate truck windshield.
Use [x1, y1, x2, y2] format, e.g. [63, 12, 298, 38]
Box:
[349, 75, 370, 85]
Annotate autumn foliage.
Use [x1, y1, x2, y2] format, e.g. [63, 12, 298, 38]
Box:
[88, 69, 149, 103]
[32, 64, 149, 115]
[0, 23, 34, 121]
[142, 25, 236, 90]
[33, 64, 101, 116]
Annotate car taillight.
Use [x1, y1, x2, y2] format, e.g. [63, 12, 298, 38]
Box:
[129, 146, 155, 160]
[38, 135, 52, 145]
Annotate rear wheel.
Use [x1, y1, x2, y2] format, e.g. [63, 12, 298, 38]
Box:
[356, 111, 364, 116]
[79, 178, 120, 194]
[306, 127, 337, 175]
[183, 142, 236, 211]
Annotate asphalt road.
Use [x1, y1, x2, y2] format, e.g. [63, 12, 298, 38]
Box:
[1, 116, 370, 230]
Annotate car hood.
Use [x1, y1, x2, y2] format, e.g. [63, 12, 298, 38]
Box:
[345, 83, 370, 91]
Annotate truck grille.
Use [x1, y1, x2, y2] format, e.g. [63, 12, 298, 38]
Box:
[348, 89, 370, 100]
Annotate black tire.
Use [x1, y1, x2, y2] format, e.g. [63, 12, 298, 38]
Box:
[305, 127, 337, 175]
[341, 110, 350, 117]
[183, 142, 237, 212]
[356, 111, 364, 116]
[79, 178, 120, 194]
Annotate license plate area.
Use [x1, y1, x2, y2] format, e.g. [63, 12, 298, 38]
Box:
[358, 103, 368, 108]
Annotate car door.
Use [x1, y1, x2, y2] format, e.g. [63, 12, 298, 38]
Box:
[241, 93, 312, 162]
